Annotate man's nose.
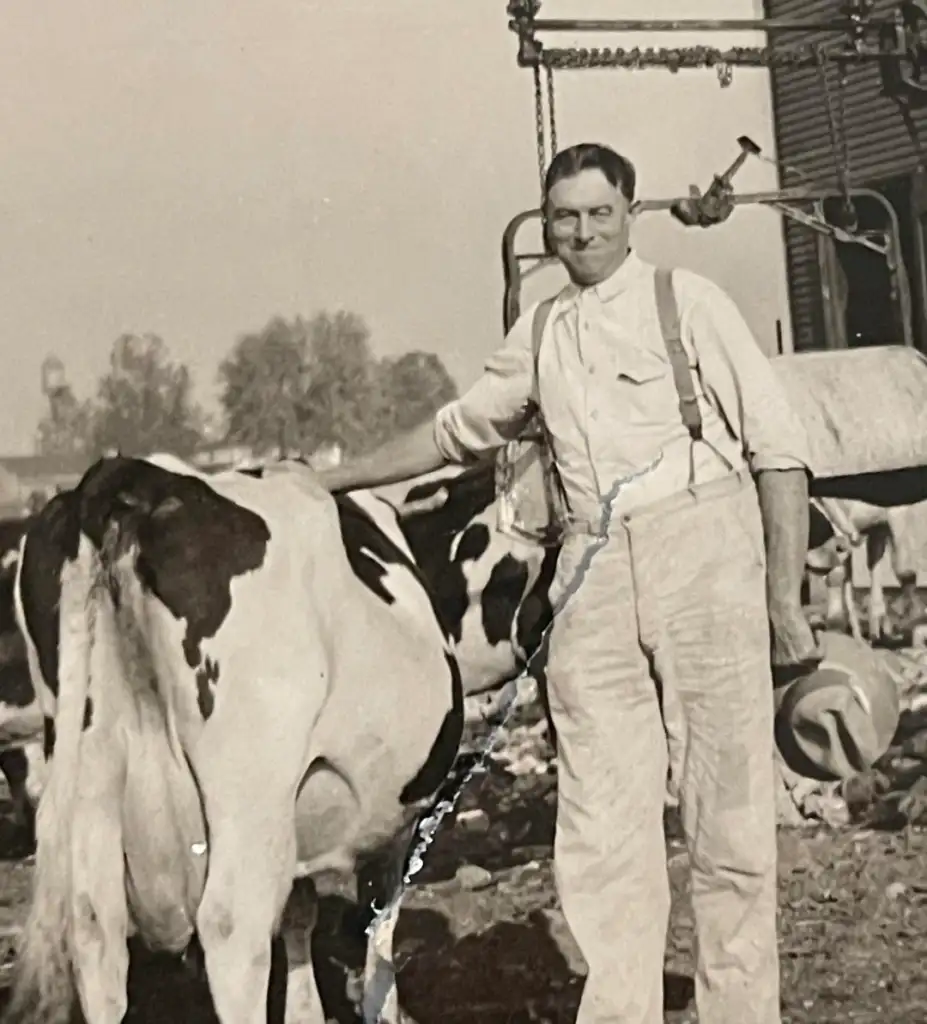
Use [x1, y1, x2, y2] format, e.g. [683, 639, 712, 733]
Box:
[575, 213, 594, 242]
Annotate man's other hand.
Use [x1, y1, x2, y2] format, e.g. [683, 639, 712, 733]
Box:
[769, 600, 824, 685]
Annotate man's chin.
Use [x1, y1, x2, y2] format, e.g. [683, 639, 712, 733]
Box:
[568, 266, 604, 286]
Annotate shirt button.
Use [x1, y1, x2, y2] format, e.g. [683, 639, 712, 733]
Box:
[590, 409, 599, 421]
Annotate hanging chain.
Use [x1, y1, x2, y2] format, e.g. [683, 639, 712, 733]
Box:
[546, 63, 558, 160]
[815, 49, 856, 227]
[532, 61, 558, 203]
[532, 62, 547, 202]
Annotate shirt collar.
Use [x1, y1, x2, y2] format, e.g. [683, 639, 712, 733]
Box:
[555, 249, 649, 317]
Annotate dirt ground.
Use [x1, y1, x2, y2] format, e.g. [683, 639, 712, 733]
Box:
[0, 661, 926, 1022]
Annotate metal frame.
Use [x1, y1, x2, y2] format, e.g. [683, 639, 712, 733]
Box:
[505, 1, 927, 79]
[500, 188, 912, 344]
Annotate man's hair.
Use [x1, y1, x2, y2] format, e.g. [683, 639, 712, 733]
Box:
[544, 143, 636, 203]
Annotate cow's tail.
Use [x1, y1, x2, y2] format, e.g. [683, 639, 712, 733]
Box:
[4, 536, 97, 1024]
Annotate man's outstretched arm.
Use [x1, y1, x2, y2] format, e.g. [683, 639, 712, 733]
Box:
[316, 306, 541, 493]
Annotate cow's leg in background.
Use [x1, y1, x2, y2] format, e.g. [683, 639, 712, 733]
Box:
[278, 877, 325, 1024]
[0, 747, 37, 852]
[884, 506, 923, 637]
[866, 526, 892, 641]
[824, 561, 863, 640]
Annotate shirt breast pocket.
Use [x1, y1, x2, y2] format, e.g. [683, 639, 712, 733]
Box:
[612, 354, 678, 426]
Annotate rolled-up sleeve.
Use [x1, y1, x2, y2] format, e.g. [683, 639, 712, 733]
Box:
[685, 278, 814, 476]
[433, 307, 537, 463]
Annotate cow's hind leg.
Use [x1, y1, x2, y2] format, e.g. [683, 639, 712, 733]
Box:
[194, 704, 310, 1024]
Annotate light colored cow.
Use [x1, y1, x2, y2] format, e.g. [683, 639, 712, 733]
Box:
[806, 498, 922, 643]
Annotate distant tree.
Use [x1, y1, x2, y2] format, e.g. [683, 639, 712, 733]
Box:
[218, 317, 312, 456]
[89, 333, 205, 457]
[217, 310, 459, 459]
[376, 350, 458, 437]
[300, 311, 385, 456]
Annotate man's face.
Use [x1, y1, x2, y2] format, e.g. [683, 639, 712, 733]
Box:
[545, 167, 635, 286]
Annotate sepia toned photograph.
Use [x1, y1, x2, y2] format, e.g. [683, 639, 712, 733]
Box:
[1, 1, 927, 1022]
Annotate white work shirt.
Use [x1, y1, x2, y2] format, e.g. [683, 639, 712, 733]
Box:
[434, 251, 813, 521]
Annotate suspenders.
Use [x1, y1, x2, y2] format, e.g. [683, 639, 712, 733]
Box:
[653, 267, 703, 443]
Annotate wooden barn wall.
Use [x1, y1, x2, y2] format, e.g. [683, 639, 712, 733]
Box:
[764, 0, 927, 352]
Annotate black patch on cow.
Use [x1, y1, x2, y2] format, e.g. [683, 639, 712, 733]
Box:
[333, 494, 455, 643]
[808, 504, 835, 550]
[480, 553, 531, 647]
[196, 656, 219, 720]
[76, 457, 270, 674]
[18, 490, 82, 705]
[514, 546, 558, 658]
[397, 465, 497, 645]
[40, 696, 93, 761]
[399, 651, 465, 805]
[43, 716, 55, 760]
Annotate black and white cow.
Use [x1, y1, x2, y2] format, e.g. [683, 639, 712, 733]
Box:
[4, 451, 559, 1024]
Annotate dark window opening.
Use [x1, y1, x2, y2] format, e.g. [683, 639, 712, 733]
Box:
[821, 177, 917, 350]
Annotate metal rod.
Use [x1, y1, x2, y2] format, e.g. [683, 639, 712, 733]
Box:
[632, 187, 819, 211]
[531, 17, 862, 34]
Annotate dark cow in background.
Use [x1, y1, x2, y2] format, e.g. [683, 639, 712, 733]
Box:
[0, 514, 44, 851]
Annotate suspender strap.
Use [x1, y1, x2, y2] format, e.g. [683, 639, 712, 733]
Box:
[654, 268, 703, 442]
[529, 297, 570, 520]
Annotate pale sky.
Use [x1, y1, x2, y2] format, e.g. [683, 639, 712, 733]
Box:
[0, 0, 787, 455]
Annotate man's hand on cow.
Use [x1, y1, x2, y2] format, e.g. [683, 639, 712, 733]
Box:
[768, 600, 824, 685]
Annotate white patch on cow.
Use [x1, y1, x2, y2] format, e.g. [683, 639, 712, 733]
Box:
[448, 505, 548, 696]
[1, 548, 18, 572]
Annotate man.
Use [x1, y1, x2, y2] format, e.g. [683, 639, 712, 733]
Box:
[319, 142, 821, 1024]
